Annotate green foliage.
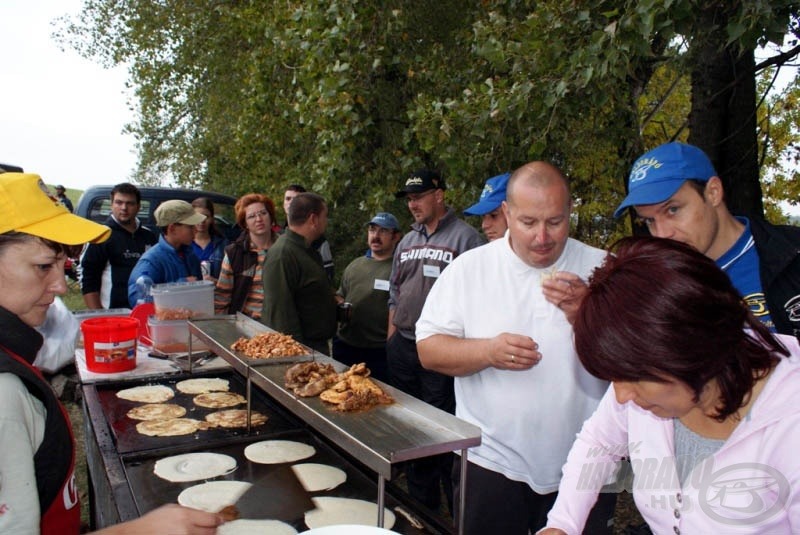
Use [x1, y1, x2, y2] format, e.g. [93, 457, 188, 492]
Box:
[57, 0, 800, 264]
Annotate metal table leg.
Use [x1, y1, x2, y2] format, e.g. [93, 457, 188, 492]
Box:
[459, 448, 468, 535]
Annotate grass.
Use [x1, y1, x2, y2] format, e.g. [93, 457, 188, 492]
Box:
[63, 283, 87, 312]
[60, 284, 91, 529]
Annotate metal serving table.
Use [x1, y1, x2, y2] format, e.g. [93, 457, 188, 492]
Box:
[189, 314, 482, 532]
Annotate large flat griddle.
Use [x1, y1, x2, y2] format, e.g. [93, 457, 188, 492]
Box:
[94, 371, 298, 454]
[121, 430, 428, 533]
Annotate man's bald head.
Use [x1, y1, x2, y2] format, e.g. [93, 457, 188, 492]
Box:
[507, 162, 570, 210]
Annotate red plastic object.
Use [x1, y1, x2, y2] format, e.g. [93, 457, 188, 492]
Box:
[129, 303, 155, 346]
[81, 317, 139, 373]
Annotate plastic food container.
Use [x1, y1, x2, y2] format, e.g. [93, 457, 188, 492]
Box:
[150, 280, 214, 320]
[147, 317, 208, 354]
[81, 317, 138, 373]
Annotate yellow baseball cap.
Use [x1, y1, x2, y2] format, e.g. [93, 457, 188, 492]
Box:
[0, 173, 111, 245]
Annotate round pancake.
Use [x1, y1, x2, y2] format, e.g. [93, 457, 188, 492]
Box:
[205, 409, 267, 428]
[291, 463, 346, 492]
[304, 497, 396, 529]
[217, 519, 297, 535]
[177, 480, 251, 512]
[136, 418, 204, 437]
[116, 385, 175, 403]
[127, 403, 186, 421]
[176, 377, 230, 394]
[194, 391, 246, 409]
[243, 440, 316, 465]
[154, 452, 237, 482]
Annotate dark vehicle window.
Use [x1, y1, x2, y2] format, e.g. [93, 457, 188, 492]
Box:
[77, 186, 240, 240]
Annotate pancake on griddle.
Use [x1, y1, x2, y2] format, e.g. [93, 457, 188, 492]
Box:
[243, 440, 316, 464]
[176, 377, 230, 394]
[205, 409, 267, 428]
[116, 384, 175, 403]
[136, 418, 207, 436]
[126, 403, 186, 421]
[193, 391, 246, 409]
[154, 452, 237, 482]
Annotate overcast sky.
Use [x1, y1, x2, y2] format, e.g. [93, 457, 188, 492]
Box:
[0, 0, 136, 191]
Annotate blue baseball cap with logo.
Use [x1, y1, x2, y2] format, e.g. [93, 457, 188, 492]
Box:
[464, 172, 511, 216]
[613, 142, 718, 218]
[367, 212, 400, 231]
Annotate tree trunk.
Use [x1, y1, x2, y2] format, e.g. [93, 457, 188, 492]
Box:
[688, 8, 764, 218]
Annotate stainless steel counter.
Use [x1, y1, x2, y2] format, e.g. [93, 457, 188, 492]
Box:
[189, 314, 481, 532]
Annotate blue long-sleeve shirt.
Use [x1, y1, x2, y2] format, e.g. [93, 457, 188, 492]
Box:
[127, 235, 202, 307]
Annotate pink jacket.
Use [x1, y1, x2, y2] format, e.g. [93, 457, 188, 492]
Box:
[545, 334, 800, 534]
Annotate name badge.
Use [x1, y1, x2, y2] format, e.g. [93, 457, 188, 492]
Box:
[374, 278, 390, 291]
[423, 264, 441, 278]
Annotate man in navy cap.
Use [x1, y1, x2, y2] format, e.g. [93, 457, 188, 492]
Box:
[464, 172, 511, 241]
[333, 212, 402, 382]
[614, 141, 800, 338]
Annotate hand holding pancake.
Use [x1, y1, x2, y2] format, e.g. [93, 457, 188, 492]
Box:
[542, 271, 588, 324]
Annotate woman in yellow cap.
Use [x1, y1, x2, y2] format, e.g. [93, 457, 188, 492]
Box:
[0, 173, 222, 534]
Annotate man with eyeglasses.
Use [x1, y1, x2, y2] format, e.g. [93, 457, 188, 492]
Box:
[127, 199, 206, 307]
[387, 168, 484, 513]
[332, 212, 402, 383]
[82, 182, 157, 309]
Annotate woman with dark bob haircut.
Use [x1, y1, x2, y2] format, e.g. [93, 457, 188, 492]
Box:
[541, 237, 800, 534]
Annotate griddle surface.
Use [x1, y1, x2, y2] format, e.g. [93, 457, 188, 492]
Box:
[121, 430, 428, 533]
[94, 372, 298, 454]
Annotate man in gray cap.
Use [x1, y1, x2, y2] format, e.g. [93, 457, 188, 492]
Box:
[388, 168, 484, 513]
[333, 212, 402, 383]
[127, 199, 206, 306]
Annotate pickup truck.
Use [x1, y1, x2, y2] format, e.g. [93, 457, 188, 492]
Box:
[75, 185, 241, 240]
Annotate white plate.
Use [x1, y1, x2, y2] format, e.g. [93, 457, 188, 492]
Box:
[304, 497, 396, 530]
[154, 452, 237, 482]
[299, 525, 398, 534]
[218, 519, 298, 535]
[177, 480, 250, 512]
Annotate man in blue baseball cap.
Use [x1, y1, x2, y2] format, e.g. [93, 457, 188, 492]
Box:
[615, 141, 800, 338]
[332, 211, 401, 382]
[464, 172, 511, 241]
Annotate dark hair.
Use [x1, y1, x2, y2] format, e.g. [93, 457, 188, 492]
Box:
[111, 182, 141, 204]
[0, 231, 74, 258]
[285, 184, 307, 193]
[686, 179, 708, 197]
[288, 192, 326, 226]
[191, 197, 221, 236]
[234, 193, 277, 231]
[575, 236, 786, 421]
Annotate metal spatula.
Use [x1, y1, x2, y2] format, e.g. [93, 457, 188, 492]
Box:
[233, 465, 314, 521]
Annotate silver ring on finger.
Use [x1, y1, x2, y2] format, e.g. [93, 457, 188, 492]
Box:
[511, 354, 516, 363]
